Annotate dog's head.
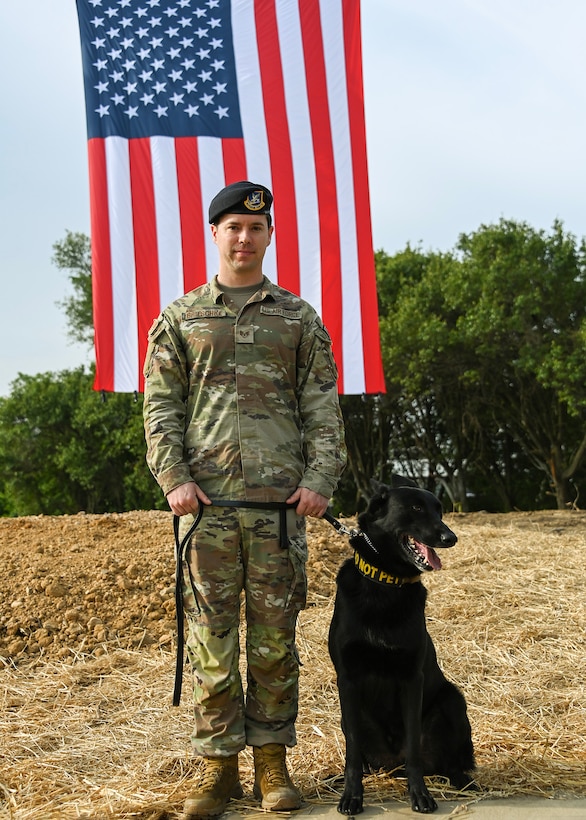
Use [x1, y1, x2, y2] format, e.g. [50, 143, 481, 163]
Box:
[356, 480, 457, 575]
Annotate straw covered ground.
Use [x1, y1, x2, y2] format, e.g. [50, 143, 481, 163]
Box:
[1, 508, 586, 818]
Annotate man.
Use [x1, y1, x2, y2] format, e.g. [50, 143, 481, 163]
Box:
[143, 181, 346, 819]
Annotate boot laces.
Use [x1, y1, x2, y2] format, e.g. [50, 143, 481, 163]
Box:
[263, 750, 288, 787]
[199, 758, 230, 791]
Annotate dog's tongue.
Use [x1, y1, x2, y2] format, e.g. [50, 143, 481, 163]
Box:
[418, 542, 442, 570]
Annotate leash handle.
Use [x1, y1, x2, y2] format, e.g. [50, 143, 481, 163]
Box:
[172, 507, 203, 707]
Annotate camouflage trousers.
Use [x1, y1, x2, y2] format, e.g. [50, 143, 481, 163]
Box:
[179, 505, 307, 757]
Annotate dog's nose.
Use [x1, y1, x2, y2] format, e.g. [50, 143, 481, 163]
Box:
[441, 531, 457, 547]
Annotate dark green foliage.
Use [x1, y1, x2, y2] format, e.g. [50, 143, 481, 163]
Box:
[0, 368, 165, 516]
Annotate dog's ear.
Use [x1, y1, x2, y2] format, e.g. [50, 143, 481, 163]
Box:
[390, 473, 419, 489]
[369, 478, 390, 496]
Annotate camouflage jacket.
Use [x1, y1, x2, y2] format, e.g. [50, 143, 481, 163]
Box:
[143, 276, 346, 503]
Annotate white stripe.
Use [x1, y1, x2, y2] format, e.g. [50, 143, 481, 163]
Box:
[105, 136, 138, 393]
[198, 137, 226, 281]
[276, 0, 322, 313]
[232, 0, 277, 284]
[151, 136, 184, 309]
[321, 0, 366, 393]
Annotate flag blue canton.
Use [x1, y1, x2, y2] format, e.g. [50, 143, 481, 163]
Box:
[77, 0, 243, 139]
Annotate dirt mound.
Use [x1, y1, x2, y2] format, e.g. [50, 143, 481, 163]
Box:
[0, 511, 352, 662]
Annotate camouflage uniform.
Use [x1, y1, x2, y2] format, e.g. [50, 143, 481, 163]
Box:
[143, 275, 345, 757]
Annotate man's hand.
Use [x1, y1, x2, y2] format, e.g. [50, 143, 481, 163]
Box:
[286, 487, 330, 518]
[166, 482, 212, 516]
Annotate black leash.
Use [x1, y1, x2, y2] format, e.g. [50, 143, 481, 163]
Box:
[171, 500, 297, 706]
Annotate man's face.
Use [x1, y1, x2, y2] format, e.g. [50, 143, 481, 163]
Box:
[211, 212, 273, 277]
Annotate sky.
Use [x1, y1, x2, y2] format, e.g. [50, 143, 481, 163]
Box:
[1, 0, 585, 397]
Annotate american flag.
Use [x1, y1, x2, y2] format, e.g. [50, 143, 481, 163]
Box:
[76, 0, 385, 394]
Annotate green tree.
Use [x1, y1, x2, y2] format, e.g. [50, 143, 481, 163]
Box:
[377, 220, 586, 510]
[52, 231, 93, 347]
[0, 368, 165, 515]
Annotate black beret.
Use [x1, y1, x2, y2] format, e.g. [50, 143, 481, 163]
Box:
[208, 180, 273, 224]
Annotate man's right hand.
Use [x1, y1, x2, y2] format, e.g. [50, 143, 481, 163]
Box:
[166, 482, 212, 516]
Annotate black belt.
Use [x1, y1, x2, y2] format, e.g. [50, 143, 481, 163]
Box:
[172, 500, 297, 706]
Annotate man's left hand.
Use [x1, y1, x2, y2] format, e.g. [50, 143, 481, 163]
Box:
[286, 487, 329, 518]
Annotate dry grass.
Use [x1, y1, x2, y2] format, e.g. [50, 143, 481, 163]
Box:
[2, 511, 586, 818]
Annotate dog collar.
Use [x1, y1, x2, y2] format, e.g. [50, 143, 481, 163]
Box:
[354, 551, 421, 586]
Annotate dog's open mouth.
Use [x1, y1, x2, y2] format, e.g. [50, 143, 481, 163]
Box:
[402, 535, 442, 571]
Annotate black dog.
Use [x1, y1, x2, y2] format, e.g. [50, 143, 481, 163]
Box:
[328, 479, 475, 814]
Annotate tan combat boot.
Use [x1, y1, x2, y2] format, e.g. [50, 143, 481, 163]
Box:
[183, 755, 243, 819]
[252, 743, 302, 811]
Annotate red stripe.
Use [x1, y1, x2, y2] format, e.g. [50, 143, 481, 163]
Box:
[222, 137, 247, 184]
[87, 139, 114, 392]
[128, 138, 160, 393]
[343, 0, 385, 393]
[254, 0, 300, 294]
[176, 137, 207, 291]
[298, 0, 344, 391]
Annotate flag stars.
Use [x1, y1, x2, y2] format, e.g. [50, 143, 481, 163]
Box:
[83, 0, 235, 133]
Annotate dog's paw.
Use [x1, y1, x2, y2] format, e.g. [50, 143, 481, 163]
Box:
[408, 786, 437, 813]
[337, 794, 364, 815]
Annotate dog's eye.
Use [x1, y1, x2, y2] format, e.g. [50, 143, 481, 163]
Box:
[412, 505, 422, 512]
